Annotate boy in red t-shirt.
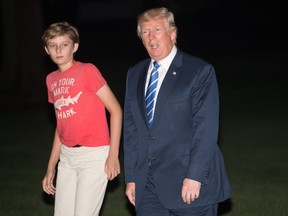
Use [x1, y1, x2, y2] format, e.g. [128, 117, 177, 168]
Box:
[41, 22, 122, 216]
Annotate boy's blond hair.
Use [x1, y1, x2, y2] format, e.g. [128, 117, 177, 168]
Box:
[42, 22, 79, 47]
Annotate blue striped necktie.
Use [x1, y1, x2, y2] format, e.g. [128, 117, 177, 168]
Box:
[145, 61, 160, 127]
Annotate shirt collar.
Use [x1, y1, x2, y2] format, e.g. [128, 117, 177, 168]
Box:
[151, 45, 177, 70]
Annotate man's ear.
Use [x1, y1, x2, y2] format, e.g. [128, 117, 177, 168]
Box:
[170, 30, 177, 43]
[73, 43, 79, 53]
[44, 46, 50, 55]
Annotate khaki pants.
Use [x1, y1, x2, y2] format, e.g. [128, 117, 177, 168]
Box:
[54, 145, 109, 216]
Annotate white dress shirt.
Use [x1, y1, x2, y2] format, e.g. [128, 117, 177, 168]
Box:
[145, 45, 177, 107]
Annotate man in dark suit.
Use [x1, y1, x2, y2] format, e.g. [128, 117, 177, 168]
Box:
[124, 7, 232, 216]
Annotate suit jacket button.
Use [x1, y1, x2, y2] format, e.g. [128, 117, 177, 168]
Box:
[148, 135, 155, 139]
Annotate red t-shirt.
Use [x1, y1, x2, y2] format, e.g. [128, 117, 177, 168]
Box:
[46, 61, 110, 147]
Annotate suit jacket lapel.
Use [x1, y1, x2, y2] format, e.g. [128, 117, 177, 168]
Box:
[152, 51, 183, 129]
[137, 60, 150, 126]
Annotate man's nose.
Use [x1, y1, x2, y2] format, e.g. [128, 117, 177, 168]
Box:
[149, 31, 155, 39]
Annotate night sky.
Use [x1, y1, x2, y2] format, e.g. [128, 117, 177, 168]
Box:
[0, 0, 287, 108]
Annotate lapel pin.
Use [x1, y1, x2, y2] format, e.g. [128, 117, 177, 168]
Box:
[173, 71, 177, 75]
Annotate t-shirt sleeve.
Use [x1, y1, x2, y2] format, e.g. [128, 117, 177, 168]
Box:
[46, 75, 54, 103]
[47, 90, 53, 103]
[83, 63, 107, 93]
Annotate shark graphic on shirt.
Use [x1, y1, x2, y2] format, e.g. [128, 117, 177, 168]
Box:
[54, 91, 82, 110]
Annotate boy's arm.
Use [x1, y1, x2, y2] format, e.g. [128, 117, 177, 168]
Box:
[42, 124, 62, 195]
[96, 84, 122, 180]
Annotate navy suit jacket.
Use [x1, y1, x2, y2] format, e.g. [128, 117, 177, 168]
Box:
[124, 49, 232, 209]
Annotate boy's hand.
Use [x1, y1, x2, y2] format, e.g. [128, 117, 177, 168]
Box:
[105, 155, 120, 180]
[42, 169, 56, 195]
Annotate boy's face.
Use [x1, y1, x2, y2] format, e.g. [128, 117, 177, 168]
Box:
[45, 35, 78, 71]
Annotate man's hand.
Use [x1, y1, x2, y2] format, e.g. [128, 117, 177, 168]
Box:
[125, 182, 136, 206]
[181, 178, 201, 204]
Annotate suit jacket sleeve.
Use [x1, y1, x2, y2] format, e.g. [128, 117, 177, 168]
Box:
[186, 64, 220, 184]
[123, 67, 138, 183]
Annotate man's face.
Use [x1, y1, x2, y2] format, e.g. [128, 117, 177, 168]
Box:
[140, 18, 176, 61]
